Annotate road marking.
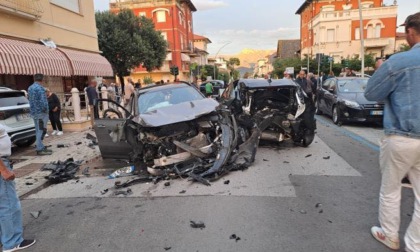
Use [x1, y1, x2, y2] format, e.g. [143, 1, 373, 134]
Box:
[316, 116, 380, 152]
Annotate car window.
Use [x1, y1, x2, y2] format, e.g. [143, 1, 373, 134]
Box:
[337, 79, 368, 93]
[138, 86, 204, 114]
[0, 92, 29, 107]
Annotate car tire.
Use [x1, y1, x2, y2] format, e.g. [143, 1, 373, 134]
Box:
[315, 100, 322, 115]
[15, 136, 36, 148]
[332, 105, 342, 125]
[302, 130, 315, 147]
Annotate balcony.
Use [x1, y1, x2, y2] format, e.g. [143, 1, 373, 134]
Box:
[364, 38, 390, 48]
[0, 0, 43, 20]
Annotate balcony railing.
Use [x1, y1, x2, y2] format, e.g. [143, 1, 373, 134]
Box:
[0, 0, 43, 20]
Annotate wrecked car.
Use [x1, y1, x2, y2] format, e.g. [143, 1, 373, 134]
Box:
[93, 83, 260, 182]
[221, 78, 316, 147]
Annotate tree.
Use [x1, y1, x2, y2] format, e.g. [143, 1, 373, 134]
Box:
[399, 44, 410, 52]
[95, 10, 167, 93]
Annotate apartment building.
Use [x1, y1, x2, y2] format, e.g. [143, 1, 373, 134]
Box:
[296, 0, 398, 62]
[110, 0, 197, 82]
[0, 0, 113, 92]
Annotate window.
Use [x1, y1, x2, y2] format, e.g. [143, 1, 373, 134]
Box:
[161, 32, 167, 41]
[375, 24, 381, 38]
[156, 10, 166, 23]
[327, 29, 335, 42]
[367, 25, 374, 38]
[50, 0, 80, 13]
[138, 12, 146, 17]
[355, 27, 360, 40]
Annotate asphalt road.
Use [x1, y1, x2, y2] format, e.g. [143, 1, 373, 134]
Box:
[18, 116, 415, 252]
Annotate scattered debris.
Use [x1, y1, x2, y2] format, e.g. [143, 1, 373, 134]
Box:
[164, 247, 172, 251]
[283, 161, 290, 164]
[30, 211, 41, 219]
[179, 190, 186, 194]
[100, 189, 109, 195]
[315, 203, 322, 208]
[41, 158, 82, 184]
[299, 210, 307, 214]
[230, 234, 241, 242]
[164, 182, 170, 187]
[328, 220, 333, 223]
[86, 133, 97, 141]
[108, 166, 135, 179]
[114, 188, 132, 196]
[75, 142, 82, 145]
[318, 209, 324, 214]
[323, 156, 330, 160]
[57, 144, 70, 148]
[190, 221, 206, 229]
[305, 154, 312, 158]
[82, 167, 90, 176]
[224, 180, 230, 185]
[263, 159, 268, 161]
[25, 182, 33, 185]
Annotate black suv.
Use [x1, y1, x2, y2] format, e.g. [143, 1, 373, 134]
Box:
[0, 87, 36, 147]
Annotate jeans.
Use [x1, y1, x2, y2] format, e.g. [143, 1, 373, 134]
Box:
[0, 159, 24, 250]
[33, 114, 48, 151]
[48, 110, 62, 131]
[379, 135, 420, 252]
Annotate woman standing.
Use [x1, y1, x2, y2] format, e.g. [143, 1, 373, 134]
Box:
[46, 89, 63, 136]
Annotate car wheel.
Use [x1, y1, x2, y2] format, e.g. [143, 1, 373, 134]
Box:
[302, 130, 315, 147]
[332, 106, 342, 125]
[315, 100, 322, 115]
[15, 136, 36, 148]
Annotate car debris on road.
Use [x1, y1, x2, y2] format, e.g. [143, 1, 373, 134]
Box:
[41, 158, 82, 183]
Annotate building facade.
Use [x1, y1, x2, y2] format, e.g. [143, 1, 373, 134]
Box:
[110, 0, 197, 83]
[191, 34, 211, 66]
[0, 0, 113, 93]
[296, 0, 398, 62]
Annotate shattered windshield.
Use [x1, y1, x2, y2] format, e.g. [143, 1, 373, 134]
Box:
[138, 86, 205, 114]
[337, 79, 368, 93]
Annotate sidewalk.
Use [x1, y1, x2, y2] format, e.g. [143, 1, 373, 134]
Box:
[11, 129, 101, 197]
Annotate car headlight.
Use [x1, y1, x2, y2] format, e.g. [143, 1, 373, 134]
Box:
[343, 100, 361, 109]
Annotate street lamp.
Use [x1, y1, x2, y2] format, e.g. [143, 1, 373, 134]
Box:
[358, 0, 365, 76]
[213, 41, 232, 80]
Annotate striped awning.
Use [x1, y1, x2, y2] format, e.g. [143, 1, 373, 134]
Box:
[59, 48, 114, 77]
[0, 37, 72, 76]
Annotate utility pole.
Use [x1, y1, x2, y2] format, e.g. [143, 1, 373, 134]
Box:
[213, 41, 231, 80]
[358, 0, 365, 76]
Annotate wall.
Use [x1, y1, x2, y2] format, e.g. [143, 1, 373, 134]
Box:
[0, 0, 99, 52]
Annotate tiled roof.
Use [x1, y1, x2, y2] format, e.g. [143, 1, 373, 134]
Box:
[276, 39, 301, 59]
[193, 34, 212, 43]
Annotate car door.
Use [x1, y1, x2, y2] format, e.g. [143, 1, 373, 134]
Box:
[93, 99, 132, 159]
[324, 79, 337, 116]
[318, 79, 330, 113]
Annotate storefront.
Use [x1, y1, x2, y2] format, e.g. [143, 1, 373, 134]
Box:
[0, 37, 113, 93]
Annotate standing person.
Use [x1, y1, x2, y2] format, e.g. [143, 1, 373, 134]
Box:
[283, 71, 292, 79]
[28, 74, 51, 155]
[124, 78, 135, 115]
[205, 81, 213, 98]
[0, 125, 36, 252]
[135, 79, 141, 89]
[364, 12, 420, 252]
[86, 79, 98, 127]
[307, 72, 318, 91]
[46, 89, 63, 136]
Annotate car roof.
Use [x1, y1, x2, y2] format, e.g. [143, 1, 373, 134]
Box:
[330, 77, 369, 80]
[238, 78, 298, 89]
[137, 83, 194, 94]
[0, 87, 25, 93]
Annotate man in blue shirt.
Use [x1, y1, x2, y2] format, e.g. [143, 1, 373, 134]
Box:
[365, 12, 420, 252]
[28, 74, 52, 155]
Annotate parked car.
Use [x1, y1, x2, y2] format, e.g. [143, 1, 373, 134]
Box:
[93, 82, 260, 182]
[221, 78, 316, 147]
[199, 80, 225, 97]
[316, 77, 384, 125]
[0, 87, 36, 147]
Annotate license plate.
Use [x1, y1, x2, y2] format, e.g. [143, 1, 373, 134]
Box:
[16, 113, 30, 121]
[370, 110, 383, 116]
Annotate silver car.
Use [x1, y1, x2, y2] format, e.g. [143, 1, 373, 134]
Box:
[0, 87, 36, 147]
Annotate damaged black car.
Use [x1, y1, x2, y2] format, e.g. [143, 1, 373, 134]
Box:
[221, 78, 316, 147]
[93, 82, 260, 182]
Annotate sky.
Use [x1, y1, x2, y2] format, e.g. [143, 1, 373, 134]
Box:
[94, 0, 419, 55]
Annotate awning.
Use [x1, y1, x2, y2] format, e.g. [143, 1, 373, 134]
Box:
[59, 48, 114, 77]
[0, 37, 72, 76]
[181, 53, 191, 62]
[165, 52, 172, 61]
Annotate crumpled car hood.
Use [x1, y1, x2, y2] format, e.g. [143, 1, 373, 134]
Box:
[134, 98, 220, 127]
